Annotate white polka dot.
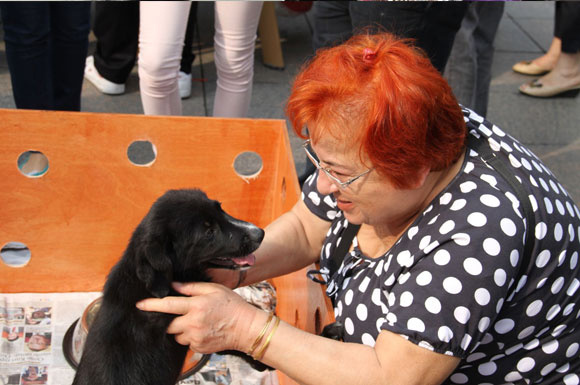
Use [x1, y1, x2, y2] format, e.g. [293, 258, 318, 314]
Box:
[450, 199, 467, 211]
[494, 269, 507, 286]
[510, 249, 520, 268]
[358, 277, 371, 293]
[536, 250, 551, 268]
[467, 212, 487, 227]
[464, 258, 483, 275]
[571, 252, 579, 270]
[386, 312, 397, 325]
[546, 305, 561, 321]
[440, 192, 452, 205]
[399, 291, 413, 307]
[449, 373, 468, 384]
[567, 343, 579, 358]
[344, 317, 354, 335]
[518, 326, 535, 339]
[407, 317, 425, 332]
[517, 357, 535, 372]
[438, 326, 453, 342]
[556, 199, 566, 215]
[388, 292, 396, 307]
[478, 317, 491, 333]
[356, 304, 368, 321]
[563, 304, 575, 316]
[564, 374, 580, 385]
[552, 324, 567, 337]
[504, 371, 523, 383]
[433, 249, 451, 266]
[344, 289, 354, 305]
[454, 306, 471, 324]
[555, 223, 564, 241]
[385, 274, 395, 286]
[416, 271, 432, 286]
[544, 197, 554, 214]
[542, 340, 559, 354]
[536, 222, 548, 240]
[425, 297, 441, 314]
[480, 194, 501, 208]
[397, 272, 411, 285]
[500, 218, 517, 237]
[361, 333, 375, 347]
[439, 220, 456, 234]
[483, 238, 500, 256]
[396, 250, 413, 267]
[526, 300, 543, 317]
[494, 318, 515, 334]
[371, 288, 383, 306]
[443, 277, 463, 294]
[557, 363, 570, 373]
[541, 363, 557, 376]
[460, 334, 472, 351]
[478, 361, 497, 376]
[460, 181, 477, 193]
[475, 288, 491, 306]
[552, 277, 565, 294]
[559, 250, 567, 267]
[407, 226, 419, 240]
[307, 191, 321, 205]
[539, 178, 550, 192]
[452, 233, 471, 246]
[419, 235, 432, 250]
[566, 279, 579, 296]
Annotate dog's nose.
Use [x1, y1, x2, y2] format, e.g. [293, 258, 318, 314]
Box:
[248, 226, 265, 243]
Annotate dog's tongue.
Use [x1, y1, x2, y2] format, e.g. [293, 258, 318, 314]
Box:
[232, 253, 256, 267]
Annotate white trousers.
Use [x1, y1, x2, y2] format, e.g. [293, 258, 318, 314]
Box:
[138, 1, 263, 117]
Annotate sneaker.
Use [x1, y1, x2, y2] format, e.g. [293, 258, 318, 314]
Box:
[84, 56, 125, 95]
[178, 71, 192, 99]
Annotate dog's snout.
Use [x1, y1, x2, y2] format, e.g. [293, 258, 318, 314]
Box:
[248, 226, 265, 243]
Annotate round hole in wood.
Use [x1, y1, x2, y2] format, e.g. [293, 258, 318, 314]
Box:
[127, 140, 157, 167]
[1, 242, 31, 267]
[233, 151, 263, 179]
[17, 151, 49, 178]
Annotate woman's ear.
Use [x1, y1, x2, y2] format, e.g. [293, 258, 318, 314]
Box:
[408, 166, 431, 189]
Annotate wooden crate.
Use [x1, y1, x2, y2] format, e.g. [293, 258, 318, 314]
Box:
[0, 109, 333, 385]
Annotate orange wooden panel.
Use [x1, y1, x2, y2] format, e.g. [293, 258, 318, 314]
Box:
[0, 108, 334, 385]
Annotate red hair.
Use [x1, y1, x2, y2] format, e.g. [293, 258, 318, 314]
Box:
[286, 32, 466, 189]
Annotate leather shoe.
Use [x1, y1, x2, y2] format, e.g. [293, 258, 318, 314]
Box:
[519, 79, 580, 98]
[512, 60, 551, 76]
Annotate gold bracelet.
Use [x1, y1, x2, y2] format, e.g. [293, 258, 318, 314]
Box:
[248, 312, 274, 356]
[253, 316, 280, 361]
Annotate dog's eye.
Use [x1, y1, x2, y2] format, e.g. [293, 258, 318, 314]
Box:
[204, 226, 216, 238]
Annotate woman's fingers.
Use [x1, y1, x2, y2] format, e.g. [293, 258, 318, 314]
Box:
[136, 295, 192, 315]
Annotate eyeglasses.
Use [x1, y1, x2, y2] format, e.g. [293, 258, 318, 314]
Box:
[302, 139, 372, 189]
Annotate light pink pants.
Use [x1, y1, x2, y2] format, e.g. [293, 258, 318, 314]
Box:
[138, 1, 263, 117]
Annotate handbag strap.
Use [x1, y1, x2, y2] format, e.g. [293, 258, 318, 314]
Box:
[327, 223, 361, 279]
[467, 135, 535, 276]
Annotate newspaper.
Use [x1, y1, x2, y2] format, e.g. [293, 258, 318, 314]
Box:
[0, 284, 278, 385]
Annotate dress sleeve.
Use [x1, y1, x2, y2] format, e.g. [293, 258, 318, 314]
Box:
[301, 170, 339, 222]
[378, 184, 526, 358]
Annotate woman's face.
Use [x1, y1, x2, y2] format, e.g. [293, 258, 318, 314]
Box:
[311, 135, 431, 233]
[28, 335, 48, 351]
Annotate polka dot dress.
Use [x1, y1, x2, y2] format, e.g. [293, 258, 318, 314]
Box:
[303, 107, 580, 384]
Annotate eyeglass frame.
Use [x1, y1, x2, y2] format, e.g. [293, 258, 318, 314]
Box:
[302, 139, 373, 189]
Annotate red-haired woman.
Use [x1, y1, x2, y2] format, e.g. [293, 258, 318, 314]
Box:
[138, 33, 580, 384]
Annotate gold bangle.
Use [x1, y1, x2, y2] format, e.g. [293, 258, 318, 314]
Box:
[248, 312, 274, 356]
[253, 316, 280, 361]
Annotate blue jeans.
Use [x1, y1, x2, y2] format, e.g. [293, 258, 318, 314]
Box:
[0, 2, 90, 111]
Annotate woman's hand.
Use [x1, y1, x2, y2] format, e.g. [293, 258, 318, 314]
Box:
[136, 282, 259, 354]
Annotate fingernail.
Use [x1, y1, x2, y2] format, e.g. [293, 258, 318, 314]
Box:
[135, 301, 144, 310]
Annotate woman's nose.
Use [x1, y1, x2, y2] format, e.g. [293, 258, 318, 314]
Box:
[316, 170, 339, 195]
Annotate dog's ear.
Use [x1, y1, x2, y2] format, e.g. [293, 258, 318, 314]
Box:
[135, 222, 174, 298]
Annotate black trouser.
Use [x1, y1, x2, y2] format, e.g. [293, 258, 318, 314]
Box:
[555, 2, 580, 54]
[0, 1, 91, 111]
[311, 1, 468, 72]
[92, 2, 198, 84]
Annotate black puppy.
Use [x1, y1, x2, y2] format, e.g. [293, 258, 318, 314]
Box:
[72, 189, 265, 385]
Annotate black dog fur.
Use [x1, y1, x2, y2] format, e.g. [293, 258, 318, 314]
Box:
[72, 189, 265, 385]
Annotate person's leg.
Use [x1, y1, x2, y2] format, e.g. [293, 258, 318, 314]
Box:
[50, 2, 90, 111]
[519, 2, 580, 97]
[471, 2, 504, 116]
[180, 2, 198, 76]
[138, 1, 190, 116]
[212, 1, 263, 118]
[92, 1, 139, 84]
[311, 1, 352, 51]
[0, 2, 53, 110]
[444, 3, 479, 112]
